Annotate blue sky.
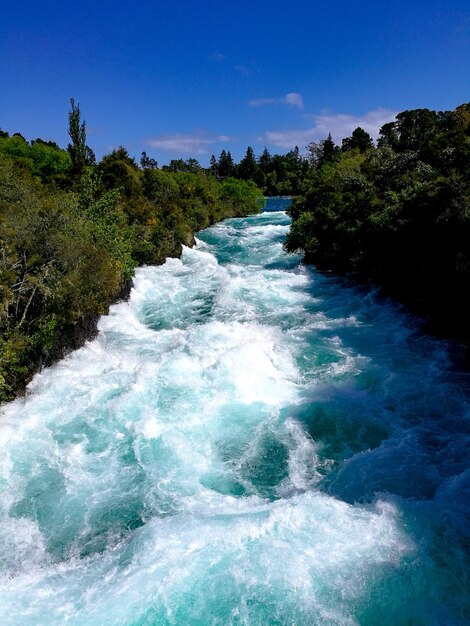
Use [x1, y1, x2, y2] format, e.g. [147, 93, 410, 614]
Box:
[1, 0, 469, 164]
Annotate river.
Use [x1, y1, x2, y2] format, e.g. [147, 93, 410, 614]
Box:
[0, 197, 469, 624]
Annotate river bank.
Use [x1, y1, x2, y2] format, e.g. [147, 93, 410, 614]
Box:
[0, 149, 264, 403]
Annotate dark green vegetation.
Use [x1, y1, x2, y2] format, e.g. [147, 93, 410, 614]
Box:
[2, 101, 468, 402]
[163, 145, 310, 196]
[209, 146, 310, 196]
[0, 104, 264, 402]
[285, 104, 470, 344]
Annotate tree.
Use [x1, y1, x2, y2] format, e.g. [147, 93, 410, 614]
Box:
[377, 122, 399, 150]
[306, 134, 339, 169]
[286, 103, 470, 345]
[97, 146, 141, 199]
[185, 158, 202, 173]
[237, 146, 266, 188]
[394, 108, 438, 152]
[31, 138, 61, 150]
[258, 147, 272, 173]
[319, 133, 339, 166]
[306, 141, 320, 168]
[140, 151, 158, 170]
[162, 158, 201, 173]
[67, 98, 95, 179]
[342, 127, 373, 153]
[209, 154, 218, 177]
[290, 146, 300, 161]
[218, 150, 235, 178]
[163, 159, 187, 173]
[238, 147, 266, 188]
[237, 146, 257, 180]
[219, 178, 265, 216]
[0, 132, 71, 184]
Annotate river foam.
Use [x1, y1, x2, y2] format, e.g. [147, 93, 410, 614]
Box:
[0, 198, 469, 624]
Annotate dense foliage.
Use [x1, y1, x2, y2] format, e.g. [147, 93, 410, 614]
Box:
[4, 100, 467, 400]
[209, 146, 311, 195]
[285, 103, 470, 342]
[0, 132, 71, 185]
[0, 107, 264, 402]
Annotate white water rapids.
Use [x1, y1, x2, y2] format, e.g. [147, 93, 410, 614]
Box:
[0, 202, 469, 624]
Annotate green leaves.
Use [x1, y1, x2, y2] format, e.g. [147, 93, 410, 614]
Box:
[67, 98, 95, 179]
[0, 161, 132, 401]
[0, 134, 71, 185]
[219, 177, 265, 216]
[0, 100, 267, 401]
[286, 102, 470, 343]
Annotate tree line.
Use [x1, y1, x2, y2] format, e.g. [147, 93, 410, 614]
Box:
[148, 145, 310, 197]
[0, 101, 264, 402]
[2, 100, 468, 400]
[284, 103, 470, 345]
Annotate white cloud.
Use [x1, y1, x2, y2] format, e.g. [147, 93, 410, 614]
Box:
[235, 64, 250, 76]
[249, 92, 304, 109]
[284, 93, 304, 108]
[210, 51, 226, 62]
[262, 108, 398, 149]
[147, 133, 233, 154]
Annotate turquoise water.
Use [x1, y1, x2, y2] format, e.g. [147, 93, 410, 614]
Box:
[1, 197, 469, 625]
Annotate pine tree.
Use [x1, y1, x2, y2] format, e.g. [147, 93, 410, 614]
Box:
[218, 150, 235, 178]
[258, 147, 272, 173]
[209, 154, 218, 177]
[237, 146, 257, 180]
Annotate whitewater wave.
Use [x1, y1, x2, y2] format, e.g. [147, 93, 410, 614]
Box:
[0, 204, 469, 624]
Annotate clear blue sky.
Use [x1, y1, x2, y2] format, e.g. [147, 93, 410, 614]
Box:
[1, 0, 469, 164]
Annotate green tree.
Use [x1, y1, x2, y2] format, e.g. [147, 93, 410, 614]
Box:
[97, 147, 141, 198]
[286, 103, 470, 345]
[218, 150, 235, 178]
[219, 178, 265, 216]
[67, 98, 95, 180]
[140, 151, 158, 170]
[163, 159, 187, 173]
[318, 133, 339, 166]
[237, 147, 266, 188]
[0, 133, 71, 185]
[237, 146, 257, 179]
[258, 147, 272, 173]
[342, 127, 374, 153]
[185, 158, 202, 172]
[306, 134, 339, 169]
[209, 154, 218, 177]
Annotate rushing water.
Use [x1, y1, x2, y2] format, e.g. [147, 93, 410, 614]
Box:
[1, 197, 469, 625]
